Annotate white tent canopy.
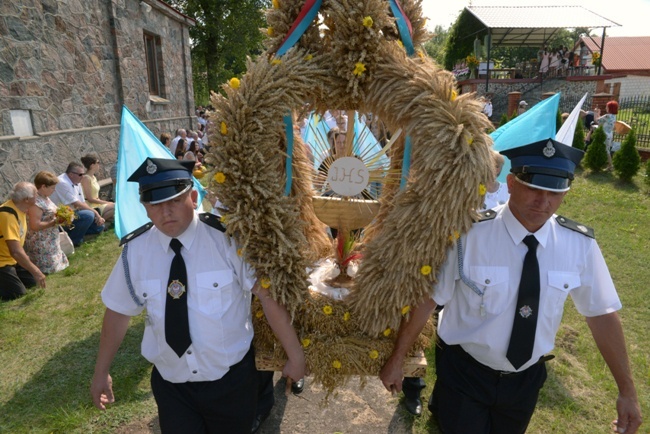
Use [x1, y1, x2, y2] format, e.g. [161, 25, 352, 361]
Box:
[466, 5, 620, 47]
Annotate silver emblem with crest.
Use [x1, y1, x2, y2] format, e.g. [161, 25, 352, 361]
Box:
[519, 305, 533, 318]
[542, 142, 556, 158]
[146, 159, 158, 174]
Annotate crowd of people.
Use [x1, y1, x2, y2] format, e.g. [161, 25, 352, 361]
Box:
[1, 104, 642, 434]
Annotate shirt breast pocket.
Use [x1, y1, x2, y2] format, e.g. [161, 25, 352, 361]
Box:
[468, 266, 509, 316]
[135, 279, 164, 324]
[196, 270, 234, 316]
[544, 271, 580, 316]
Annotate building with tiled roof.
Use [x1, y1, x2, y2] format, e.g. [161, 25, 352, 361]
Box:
[577, 36, 650, 99]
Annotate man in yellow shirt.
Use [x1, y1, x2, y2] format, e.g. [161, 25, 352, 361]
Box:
[0, 182, 47, 301]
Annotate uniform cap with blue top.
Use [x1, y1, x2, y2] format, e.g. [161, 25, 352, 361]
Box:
[127, 158, 195, 204]
[500, 138, 584, 192]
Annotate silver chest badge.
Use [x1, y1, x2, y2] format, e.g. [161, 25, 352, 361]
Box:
[146, 160, 158, 174]
[167, 280, 186, 299]
[519, 305, 533, 318]
[542, 142, 556, 158]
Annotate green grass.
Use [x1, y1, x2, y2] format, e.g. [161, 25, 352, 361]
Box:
[1, 172, 649, 433]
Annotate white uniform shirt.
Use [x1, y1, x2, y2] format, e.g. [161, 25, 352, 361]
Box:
[50, 173, 84, 206]
[434, 204, 621, 372]
[101, 213, 257, 383]
[481, 182, 509, 211]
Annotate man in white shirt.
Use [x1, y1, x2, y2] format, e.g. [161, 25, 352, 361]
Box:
[50, 162, 104, 246]
[90, 158, 305, 433]
[379, 139, 642, 434]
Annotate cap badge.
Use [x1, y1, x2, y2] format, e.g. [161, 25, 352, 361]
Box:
[167, 279, 186, 299]
[542, 142, 556, 158]
[577, 224, 588, 233]
[146, 160, 158, 174]
[519, 305, 533, 318]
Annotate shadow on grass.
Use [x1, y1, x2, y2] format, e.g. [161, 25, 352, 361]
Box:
[581, 169, 641, 193]
[0, 321, 150, 432]
[536, 365, 590, 417]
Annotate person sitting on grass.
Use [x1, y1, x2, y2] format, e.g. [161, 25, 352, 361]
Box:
[0, 182, 47, 301]
[50, 162, 105, 247]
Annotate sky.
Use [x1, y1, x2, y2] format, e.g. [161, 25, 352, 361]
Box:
[421, 0, 650, 37]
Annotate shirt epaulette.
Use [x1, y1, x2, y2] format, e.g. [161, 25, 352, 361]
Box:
[199, 213, 226, 232]
[119, 222, 154, 246]
[478, 209, 497, 222]
[555, 215, 595, 239]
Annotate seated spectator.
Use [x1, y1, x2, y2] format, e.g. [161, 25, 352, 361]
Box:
[187, 140, 204, 162]
[159, 132, 172, 150]
[1, 182, 47, 301]
[80, 154, 115, 222]
[50, 162, 105, 247]
[24, 171, 69, 274]
[174, 138, 187, 160]
[170, 129, 187, 155]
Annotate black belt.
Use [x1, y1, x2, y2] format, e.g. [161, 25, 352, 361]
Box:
[440, 339, 554, 377]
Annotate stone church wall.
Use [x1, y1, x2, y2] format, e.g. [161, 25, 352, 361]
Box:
[0, 0, 195, 199]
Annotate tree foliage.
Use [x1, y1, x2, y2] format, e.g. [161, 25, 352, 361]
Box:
[423, 25, 449, 66]
[164, 0, 270, 106]
[573, 124, 585, 151]
[443, 9, 486, 70]
[583, 126, 608, 172]
[613, 129, 641, 182]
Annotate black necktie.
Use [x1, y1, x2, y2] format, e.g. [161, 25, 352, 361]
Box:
[165, 238, 191, 357]
[506, 235, 540, 370]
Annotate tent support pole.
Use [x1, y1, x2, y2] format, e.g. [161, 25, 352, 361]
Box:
[485, 28, 492, 92]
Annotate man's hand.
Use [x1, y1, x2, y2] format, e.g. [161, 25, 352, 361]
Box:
[34, 269, 46, 289]
[379, 354, 404, 395]
[611, 393, 642, 433]
[281, 353, 306, 395]
[93, 210, 105, 226]
[90, 373, 115, 410]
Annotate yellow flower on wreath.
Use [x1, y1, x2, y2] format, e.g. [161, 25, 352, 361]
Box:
[401, 305, 410, 315]
[272, 0, 280, 9]
[420, 265, 432, 276]
[479, 183, 487, 196]
[343, 311, 351, 322]
[236, 248, 243, 257]
[362, 16, 373, 29]
[214, 172, 226, 184]
[267, 27, 274, 37]
[229, 77, 240, 89]
[255, 310, 264, 318]
[260, 277, 271, 289]
[448, 230, 460, 242]
[323, 305, 333, 315]
[450, 89, 457, 102]
[220, 121, 228, 135]
[301, 338, 311, 348]
[304, 54, 313, 61]
[369, 350, 379, 359]
[353, 62, 366, 77]
[271, 58, 282, 66]
[383, 328, 392, 337]
[332, 360, 342, 369]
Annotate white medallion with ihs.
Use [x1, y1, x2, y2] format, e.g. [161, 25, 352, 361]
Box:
[327, 157, 369, 197]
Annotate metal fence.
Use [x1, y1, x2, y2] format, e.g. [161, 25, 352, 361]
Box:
[560, 94, 650, 148]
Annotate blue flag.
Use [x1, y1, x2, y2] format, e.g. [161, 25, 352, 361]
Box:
[491, 94, 560, 182]
[114, 106, 206, 239]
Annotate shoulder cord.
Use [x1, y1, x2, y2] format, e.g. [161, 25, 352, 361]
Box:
[456, 238, 486, 317]
[121, 243, 144, 307]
